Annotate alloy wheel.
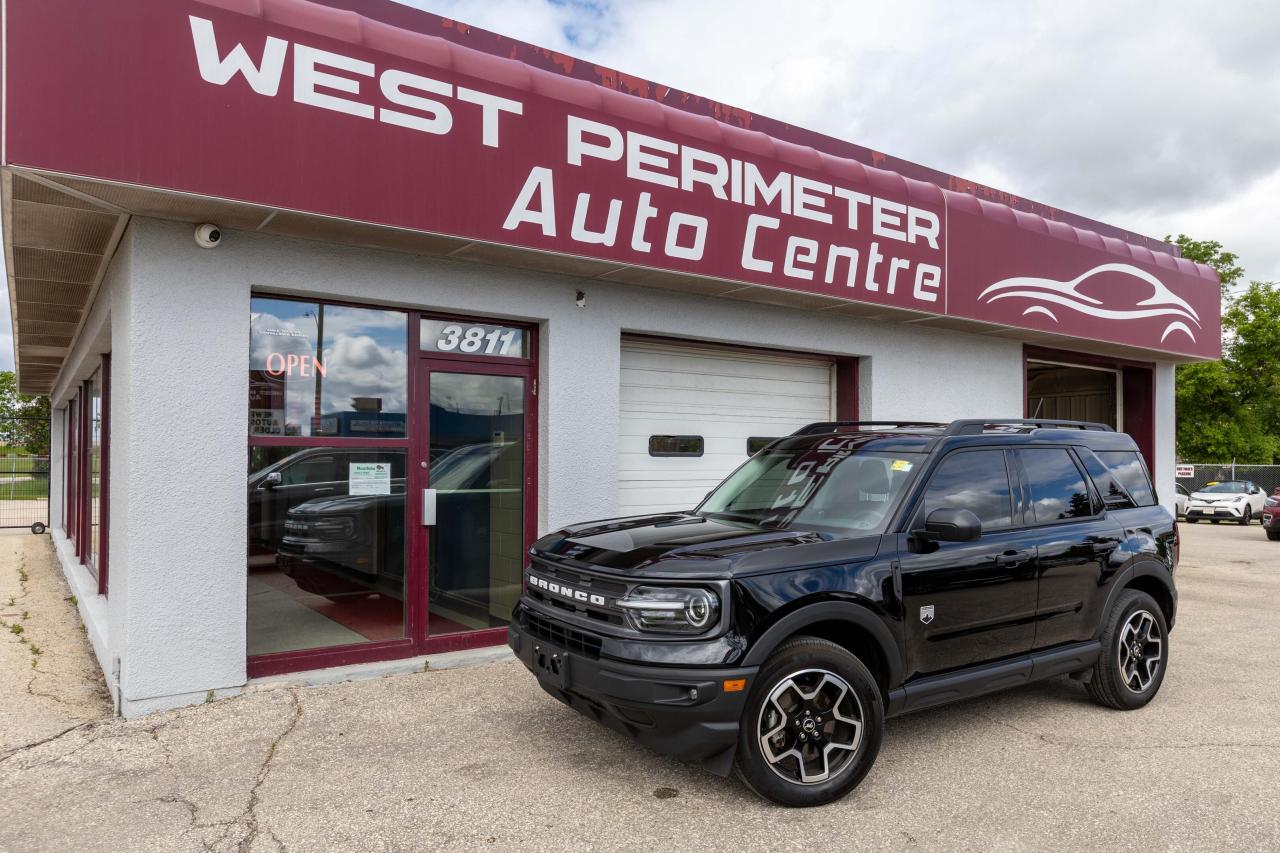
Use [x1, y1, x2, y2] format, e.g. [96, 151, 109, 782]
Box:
[1117, 609, 1163, 693]
[757, 668, 864, 785]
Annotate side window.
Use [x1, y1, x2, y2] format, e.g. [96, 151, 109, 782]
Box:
[1078, 449, 1133, 509]
[1096, 451, 1156, 507]
[918, 450, 1013, 531]
[1020, 448, 1093, 522]
[282, 455, 340, 485]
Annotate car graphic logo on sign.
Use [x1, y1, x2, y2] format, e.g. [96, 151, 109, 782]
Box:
[920, 605, 935, 625]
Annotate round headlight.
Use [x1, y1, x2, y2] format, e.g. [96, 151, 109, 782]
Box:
[685, 590, 715, 629]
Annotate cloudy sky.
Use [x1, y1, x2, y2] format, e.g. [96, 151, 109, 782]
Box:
[2, 0, 1276, 372]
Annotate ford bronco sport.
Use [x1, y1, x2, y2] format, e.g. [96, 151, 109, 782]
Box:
[509, 420, 1178, 806]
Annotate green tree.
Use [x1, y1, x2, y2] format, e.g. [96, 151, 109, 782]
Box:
[1175, 281, 1280, 463]
[1165, 233, 1244, 296]
[0, 371, 50, 454]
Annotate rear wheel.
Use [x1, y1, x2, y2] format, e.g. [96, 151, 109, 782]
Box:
[1186, 518, 1199, 524]
[1086, 589, 1168, 710]
[1267, 530, 1280, 541]
[734, 636, 883, 807]
[1239, 507, 1253, 526]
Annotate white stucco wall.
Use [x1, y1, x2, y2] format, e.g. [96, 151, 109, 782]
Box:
[1154, 361, 1177, 515]
[53, 215, 1100, 715]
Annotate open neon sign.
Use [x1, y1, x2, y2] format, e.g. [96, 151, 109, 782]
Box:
[264, 353, 327, 378]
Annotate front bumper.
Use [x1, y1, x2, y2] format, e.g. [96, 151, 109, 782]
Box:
[508, 603, 757, 776]
[1186, 503, 1247, 520]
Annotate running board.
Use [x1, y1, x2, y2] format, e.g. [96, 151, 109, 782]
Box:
[886, 640, 1102, 716]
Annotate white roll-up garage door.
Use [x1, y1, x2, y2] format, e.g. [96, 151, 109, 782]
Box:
[618, 339, 836, 515]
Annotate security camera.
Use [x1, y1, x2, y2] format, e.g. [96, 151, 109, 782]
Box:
[194, 223, 222, 249]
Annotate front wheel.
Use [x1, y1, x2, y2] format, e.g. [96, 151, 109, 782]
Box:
[1086, 589, 1168, 710]
[734, 636, 883, 807]
[1267, 530, 1280, 541]
[1186, 518, 1199, 524]
[1239, 507, 1253, 526]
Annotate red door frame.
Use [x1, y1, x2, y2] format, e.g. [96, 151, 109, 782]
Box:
[1023, 344, 1156, 469]
[247, 310, 539, 678]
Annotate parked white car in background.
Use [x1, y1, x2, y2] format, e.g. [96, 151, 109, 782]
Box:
[1175, 483, 1190, 519]
[1185, 480, 1268, 525]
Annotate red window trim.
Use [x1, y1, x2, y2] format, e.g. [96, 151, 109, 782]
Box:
[245, 295, 541, 676]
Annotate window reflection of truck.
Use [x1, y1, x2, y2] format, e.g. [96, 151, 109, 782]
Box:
[248, 447, 404, 554]
[276, 442, 521, 603]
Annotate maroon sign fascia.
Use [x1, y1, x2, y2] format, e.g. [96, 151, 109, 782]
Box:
[2, 0, 1221, 358]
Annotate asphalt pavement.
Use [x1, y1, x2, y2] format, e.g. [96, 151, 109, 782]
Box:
[1, 522, 1277, 852]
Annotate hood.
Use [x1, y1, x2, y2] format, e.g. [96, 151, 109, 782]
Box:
[531, 512, 884, 579]
[1190, 491, 1247, 501]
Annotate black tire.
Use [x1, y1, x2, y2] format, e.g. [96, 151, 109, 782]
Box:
[30, 522, 46, 535]
[1186, 518, 1199, 524]
[1239, 507, 1252, 526]
[1211, 519, 1221, 524]
[1086, 589, 1169, 710]
[1267, 530, 1280, 541]
[734, 636, 883, 807]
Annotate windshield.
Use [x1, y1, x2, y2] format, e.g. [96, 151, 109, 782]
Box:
[697, 439, 924, 535]
[1201, 481, 1249, 494]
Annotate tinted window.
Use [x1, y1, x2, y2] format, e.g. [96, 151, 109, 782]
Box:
[1021, 448, 1093, 522]
[919, 450, 1013, 530]
[649, 435, 704, 457]
[1078, 449, 1132, 509]
[1097, 451, 1157, 506]
[747, 437, 780, 455]
[281, 454, 342, 485]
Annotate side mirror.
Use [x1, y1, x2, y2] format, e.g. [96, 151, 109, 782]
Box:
[263, 471, 282, 489]
[920, 508, 983, 543]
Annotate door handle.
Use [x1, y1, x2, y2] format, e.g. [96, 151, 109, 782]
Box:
[1089, 542, 1119, 555]
[996, 550, 1032, 567]
[421, 488, 437, 526]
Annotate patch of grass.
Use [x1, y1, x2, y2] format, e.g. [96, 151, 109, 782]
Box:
[7, 623, 23, 636]
[64, 595, 77, 606]
[18, 567, 29, 584]
[28, 644, 41, 655]
[204, 690, 215, 704]
[21, 610, 29, 620]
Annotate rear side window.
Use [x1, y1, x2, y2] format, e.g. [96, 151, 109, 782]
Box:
[1019, 448, 1093, 522]
[1097, 451, 1156, 507]
[918, 450, 1013, 530]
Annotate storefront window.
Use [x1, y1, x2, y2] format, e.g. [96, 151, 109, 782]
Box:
[247, 447, 408, 657]
[249, 298, 408, 438]
[89, 369, 102, 573]
[247, 297, 411, 661]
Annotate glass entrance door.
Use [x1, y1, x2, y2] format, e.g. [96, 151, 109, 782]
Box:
[425, 371, 528, 636]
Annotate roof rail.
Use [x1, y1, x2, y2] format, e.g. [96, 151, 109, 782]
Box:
[941, 418, 1115, 436]
[792, 421, 948, 436]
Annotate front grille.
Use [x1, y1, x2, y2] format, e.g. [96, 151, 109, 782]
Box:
[527, 559, 628, 626]
[523, 610, 603, 659]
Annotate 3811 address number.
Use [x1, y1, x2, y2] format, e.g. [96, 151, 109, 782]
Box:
[421, 320, 526, 358]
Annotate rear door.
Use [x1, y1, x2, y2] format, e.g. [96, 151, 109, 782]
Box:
[897, 448, 1039, 678]
[1015, 447, 1123, 649]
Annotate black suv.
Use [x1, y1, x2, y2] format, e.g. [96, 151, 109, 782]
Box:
[508, 420, 1179, 806]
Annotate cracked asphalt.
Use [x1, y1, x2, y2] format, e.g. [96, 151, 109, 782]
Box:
[2, 522, 1278, 852]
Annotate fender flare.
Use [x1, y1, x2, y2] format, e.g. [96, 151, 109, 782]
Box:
[1098, 561, 1177, 635]
[742, 600, 903, 688]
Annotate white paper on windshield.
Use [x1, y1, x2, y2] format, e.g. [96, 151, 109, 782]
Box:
[349, 462, 391, 495]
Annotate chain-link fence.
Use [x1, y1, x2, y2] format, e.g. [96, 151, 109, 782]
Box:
[0, 415, 50, 533]
[1176, 464, 1280, 495]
